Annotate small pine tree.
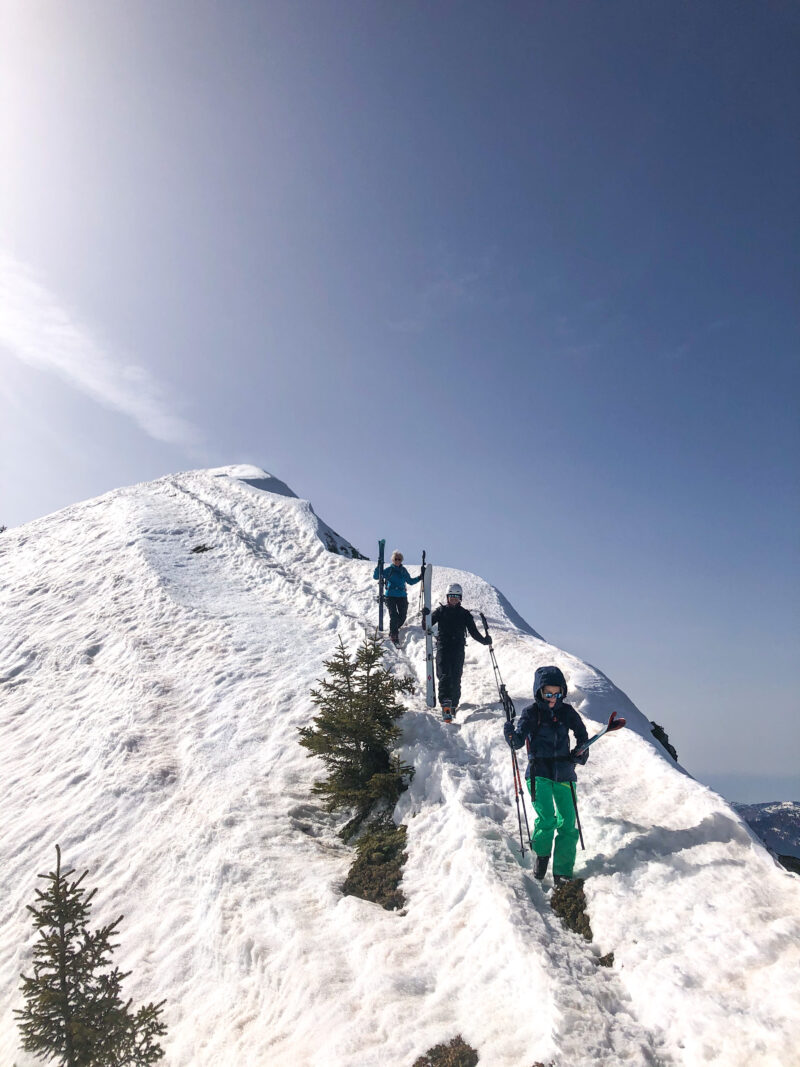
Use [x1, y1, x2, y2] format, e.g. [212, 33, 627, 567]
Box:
[298, 633, 414, 839]
[15, 845, 166, 1066]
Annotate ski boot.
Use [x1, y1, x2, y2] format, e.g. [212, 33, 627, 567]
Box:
[553, 874, 572, 888]
[534, 854, 550, 881]
[441, 700, 453, 723]
[389, 632, 399, 647]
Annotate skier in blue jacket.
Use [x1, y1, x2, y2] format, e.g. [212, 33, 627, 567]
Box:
[373, 549, 422, 645]
[504, 665, 589, 885]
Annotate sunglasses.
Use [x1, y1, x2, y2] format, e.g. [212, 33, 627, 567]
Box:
[542, 690, 562, 700]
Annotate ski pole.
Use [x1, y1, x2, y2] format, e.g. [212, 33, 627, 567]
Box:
[569, 781, 585, 851]
[479, 612, 515, 720]
[479, 612, 531, 854]
[479, 615, 513, 716]
[509, 759, 527, 853]
[507, 720, 532, 855]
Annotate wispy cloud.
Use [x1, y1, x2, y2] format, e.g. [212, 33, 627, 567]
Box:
[0, 249, 201, 451]
[388, 246, 496, 333]
[665, 318, 733, 362]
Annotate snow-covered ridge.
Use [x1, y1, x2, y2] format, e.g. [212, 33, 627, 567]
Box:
[208, 463, 366, 558]
[1, 467, 798, 1066]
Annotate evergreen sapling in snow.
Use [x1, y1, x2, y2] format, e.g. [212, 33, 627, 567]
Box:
[15, 845, 166, 1066]
[298, 633, 414, 841]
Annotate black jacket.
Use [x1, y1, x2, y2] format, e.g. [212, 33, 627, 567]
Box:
[430, 603, 491, 647]
[507, 698, 589, 783]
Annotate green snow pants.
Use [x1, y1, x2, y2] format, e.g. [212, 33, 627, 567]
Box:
[525, 776, 579, 878]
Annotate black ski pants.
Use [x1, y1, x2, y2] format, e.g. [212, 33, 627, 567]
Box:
[436, 641, 465, 707]
[387, 596, 409, 638]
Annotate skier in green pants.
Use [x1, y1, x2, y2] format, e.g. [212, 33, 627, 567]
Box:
[503, 665, 589, 885]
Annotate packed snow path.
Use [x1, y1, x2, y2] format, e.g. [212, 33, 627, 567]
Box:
[1, 466, 798, 1066]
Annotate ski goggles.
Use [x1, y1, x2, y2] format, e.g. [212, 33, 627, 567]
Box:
[447, 594, 462, 601]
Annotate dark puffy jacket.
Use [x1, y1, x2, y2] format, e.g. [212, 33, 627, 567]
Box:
[507, 694, 589, 783]
[373, 563, 421, 598]
[430, 603, 491, 646]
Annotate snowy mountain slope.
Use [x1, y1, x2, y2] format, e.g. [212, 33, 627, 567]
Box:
[1, 466, 798, 1066]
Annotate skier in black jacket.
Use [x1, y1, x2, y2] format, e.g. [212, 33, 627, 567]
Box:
[504, 665, 589, 885]
[430, 583, 491, 720]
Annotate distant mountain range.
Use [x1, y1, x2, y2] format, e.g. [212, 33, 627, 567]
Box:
[734, 801, 800, 869]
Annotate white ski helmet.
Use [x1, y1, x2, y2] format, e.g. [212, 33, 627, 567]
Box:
[446, 583, 463, 599]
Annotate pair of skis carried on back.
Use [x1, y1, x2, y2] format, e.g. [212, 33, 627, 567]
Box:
[420, 550, 436, 709]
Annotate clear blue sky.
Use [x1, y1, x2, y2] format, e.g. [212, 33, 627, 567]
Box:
[2, 1, 798, 802]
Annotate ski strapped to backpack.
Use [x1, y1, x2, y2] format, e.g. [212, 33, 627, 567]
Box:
[573, 711, 626, 757]
[480, 612, 531, 855]
[420, 552, 435, 708]
[377, 538, 386, 632]
[417, 549, 426, 618]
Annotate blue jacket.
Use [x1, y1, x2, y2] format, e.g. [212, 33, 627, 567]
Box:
[507, 686, 589, 784]
[373, 563, 421, 598]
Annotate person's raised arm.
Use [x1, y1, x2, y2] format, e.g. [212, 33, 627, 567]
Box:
[466, 612, 491, 645]
[403, 566, 422, 586]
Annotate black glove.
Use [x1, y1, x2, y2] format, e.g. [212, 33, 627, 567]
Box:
[503, 721, 515, 744]
[570, 745, 589, 765]
[486, 635, 493, 645]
